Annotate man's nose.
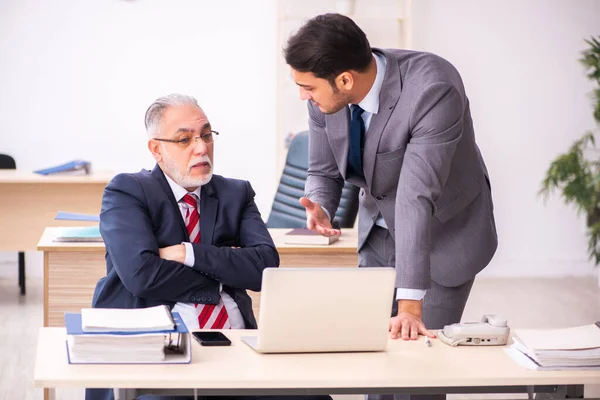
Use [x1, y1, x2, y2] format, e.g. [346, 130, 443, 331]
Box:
[191, 137, 208, 154]
[299, 88, 311, 101]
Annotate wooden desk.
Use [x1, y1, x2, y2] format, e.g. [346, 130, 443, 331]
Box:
[38, 228, 358, 327]
[34, 328, 600, 399]
[0, 171, 113, 251]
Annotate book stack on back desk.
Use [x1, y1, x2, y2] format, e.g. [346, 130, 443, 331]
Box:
[52, 212, 102, 242]
[64, 305, 191, 364]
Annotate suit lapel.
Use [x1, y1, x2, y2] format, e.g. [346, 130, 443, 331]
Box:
[200, 182, 217, 245]
[363, 50, 403, 187]
[325, 106, 351, 179]
[151, 165, 189, 239]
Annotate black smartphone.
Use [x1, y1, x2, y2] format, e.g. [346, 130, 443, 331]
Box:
[192, 331, 232, 346]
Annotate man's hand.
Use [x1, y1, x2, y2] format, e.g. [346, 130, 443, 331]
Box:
[159, 244, 186, 264]
[389, 299, 436, 340]
[299, 197, 341, 236]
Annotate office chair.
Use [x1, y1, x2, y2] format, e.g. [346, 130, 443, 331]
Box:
[0, 154, 26, 295]
[266, 131, 359, 229]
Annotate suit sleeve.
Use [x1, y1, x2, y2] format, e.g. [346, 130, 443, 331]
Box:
[190, 181, 279, 292]
[394, 82, 463, 290]
[100, 173, 219, 302]
[305, 101, 345, 219]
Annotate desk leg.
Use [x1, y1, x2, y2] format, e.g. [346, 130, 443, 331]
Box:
[44, 388, 55, 400]
[18, 251, 25, 295]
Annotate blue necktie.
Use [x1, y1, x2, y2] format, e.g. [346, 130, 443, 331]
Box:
[348, 104, 365, 178]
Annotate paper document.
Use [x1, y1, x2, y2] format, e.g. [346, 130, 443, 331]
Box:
[506, 322, 600, 369]
[513, 324, 600, 350]
[81, 305, 175, 333]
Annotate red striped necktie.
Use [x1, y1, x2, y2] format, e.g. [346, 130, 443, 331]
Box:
[182, 194, 231, 329]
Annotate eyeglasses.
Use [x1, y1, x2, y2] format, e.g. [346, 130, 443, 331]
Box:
[153, 130, 219, 147]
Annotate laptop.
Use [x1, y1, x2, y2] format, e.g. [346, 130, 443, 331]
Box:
[241, 267, 396, 353]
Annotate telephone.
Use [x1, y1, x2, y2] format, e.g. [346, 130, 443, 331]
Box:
[437, 314, 510, 347]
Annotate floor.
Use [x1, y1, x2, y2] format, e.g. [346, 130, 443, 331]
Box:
[1, 276, 599, 400]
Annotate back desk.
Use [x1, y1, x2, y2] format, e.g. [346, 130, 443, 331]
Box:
[0, 171, 113, 251]
[38, 227, 359, 327]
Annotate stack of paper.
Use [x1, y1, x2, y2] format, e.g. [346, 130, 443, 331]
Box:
[506, 322, 600, 370]
[65, 306, 191, 364]
[81, 305, 175, 333]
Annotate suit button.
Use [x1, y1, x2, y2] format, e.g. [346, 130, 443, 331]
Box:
[376, 195, 384, 200]
[190, 296, 196, 302]
[207, 297, 212, 302]
[201, 297, 207, 302]
[360, 190, 364, 196]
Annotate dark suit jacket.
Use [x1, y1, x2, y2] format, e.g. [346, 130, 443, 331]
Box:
[92, 165, 279, 326]
[87, 165, 278, 400]
[305, 48, 497, 290]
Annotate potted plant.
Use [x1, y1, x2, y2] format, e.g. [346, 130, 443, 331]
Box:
[539, 36, 600, 265]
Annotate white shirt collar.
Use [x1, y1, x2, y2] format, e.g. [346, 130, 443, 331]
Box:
[163, 170, 201, 202]
[355, 51, 387, 115]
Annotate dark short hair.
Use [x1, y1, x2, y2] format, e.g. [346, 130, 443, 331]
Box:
[283, 13, 372, 85]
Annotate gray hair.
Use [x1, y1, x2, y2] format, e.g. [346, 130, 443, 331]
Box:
[144, 93, 200, 138]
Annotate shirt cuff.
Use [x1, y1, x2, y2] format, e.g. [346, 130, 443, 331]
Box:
[182, 242, 195, 267]
[320, 205, 332, 221]
[396, 288, 426, 301]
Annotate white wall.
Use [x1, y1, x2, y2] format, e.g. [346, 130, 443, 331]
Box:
[411, 0, 600, 276]
[0, 0, 278, 212]
[0, 0, 278, 277]
[1, 0, 600, 279]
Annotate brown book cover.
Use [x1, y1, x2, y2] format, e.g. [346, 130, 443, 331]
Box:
[284, 228, 340, 245]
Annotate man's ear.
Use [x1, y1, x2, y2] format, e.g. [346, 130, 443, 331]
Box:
[337, 71, 355, 91]
[148, 140, 162, 163]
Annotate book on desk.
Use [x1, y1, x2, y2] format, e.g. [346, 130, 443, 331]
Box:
[64, 306, 191, 364]
[284, 228, 340, 245]
[52, 226, 102, 242]
[506, 321, 600, 370]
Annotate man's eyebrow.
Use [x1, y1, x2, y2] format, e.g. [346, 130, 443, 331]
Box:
[296, 82, 312, 89]
[174, 123, 211, 135]
[175, 127, 194, 134]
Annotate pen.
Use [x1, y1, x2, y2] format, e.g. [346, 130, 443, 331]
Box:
[425, 336, 432, 347]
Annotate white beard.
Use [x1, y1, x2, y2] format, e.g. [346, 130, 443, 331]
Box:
[161, 152, 213, 189]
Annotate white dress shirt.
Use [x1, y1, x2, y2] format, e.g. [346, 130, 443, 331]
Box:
[163, 173, 245, 329]
[353, 52, 426, 302]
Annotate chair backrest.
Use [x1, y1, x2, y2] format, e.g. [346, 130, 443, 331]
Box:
[266, 131, 359, 229]
[0, 154, 16, 170]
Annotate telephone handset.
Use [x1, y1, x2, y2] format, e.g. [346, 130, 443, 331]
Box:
[437, 314, 510, 347]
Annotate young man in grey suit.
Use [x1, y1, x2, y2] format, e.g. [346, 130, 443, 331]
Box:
[284, 12, 498, 380]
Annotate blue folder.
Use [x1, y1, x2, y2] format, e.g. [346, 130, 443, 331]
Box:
[34, 160, 91, 175]
[64, 312, 191, 364]
[65, 312, 188, 335]
[55, 211, 100, 222]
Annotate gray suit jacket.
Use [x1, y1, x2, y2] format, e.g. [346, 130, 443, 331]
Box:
[305, 48, 498, 290]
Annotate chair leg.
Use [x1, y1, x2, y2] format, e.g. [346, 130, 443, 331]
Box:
[18, 252, 25, 295]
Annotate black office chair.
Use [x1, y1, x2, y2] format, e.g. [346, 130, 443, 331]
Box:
[0, 154, 25, 295]
[266, 131, 359, 229]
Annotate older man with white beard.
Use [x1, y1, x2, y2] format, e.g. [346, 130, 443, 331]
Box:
[87, 94, 323, 400]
